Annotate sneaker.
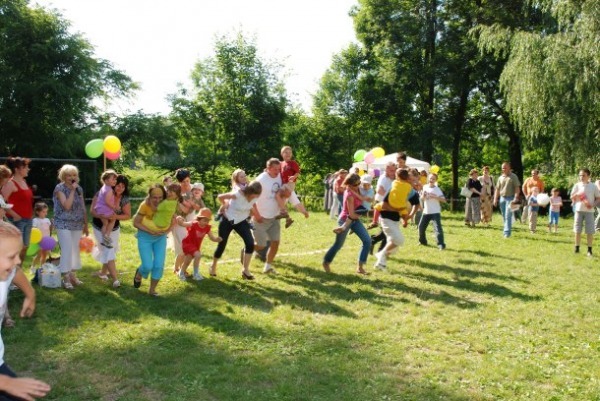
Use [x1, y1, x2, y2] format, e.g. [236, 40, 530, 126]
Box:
[178, 271, 187, 281]
[275, 211, 289, 220]
[438, 244, 446, 251]
[112, 280, 121, 288]
[263, 264, 277, 274]
[193, 273, 204, 281]
[587, 251, 593, 257]
[285, 217, 294, 229]
[374, 250, 387, 270]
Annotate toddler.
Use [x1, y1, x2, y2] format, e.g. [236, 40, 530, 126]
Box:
[333, 174, 373, 234]
[142, 183, 181, 231]
[191, 182, 206, 210]
[93, 170, 118, 248]
[31, 202, 52, 272]
[176, 208, 222, 281]
[548, 188, 563, 233]
[276, 146, 300, 228]
[528, 187, 540, 233]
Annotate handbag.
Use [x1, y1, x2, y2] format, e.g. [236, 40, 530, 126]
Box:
[460, 186, 472, 198]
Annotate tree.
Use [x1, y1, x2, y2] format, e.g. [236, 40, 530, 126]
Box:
[0, 0, 135, 157]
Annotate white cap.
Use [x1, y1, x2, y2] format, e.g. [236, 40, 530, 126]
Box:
[192, 182, 204, 192]
[360, 175, 373, 184]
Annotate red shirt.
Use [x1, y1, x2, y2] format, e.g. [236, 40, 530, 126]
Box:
[182, 222, 212, 255]
[280, 160, 300, 184]
[7, 179, 33, 219]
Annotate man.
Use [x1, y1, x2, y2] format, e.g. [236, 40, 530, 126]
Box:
[521, 169, 545, 223]
[493, 162, 521, 238]
[252, 158, 308, 274]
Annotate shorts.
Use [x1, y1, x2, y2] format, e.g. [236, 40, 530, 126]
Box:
[8, 218, 32, 247]
[549, 211, 559, 225]
[252, 218, 281, 247]
[573, 212, 595, 235]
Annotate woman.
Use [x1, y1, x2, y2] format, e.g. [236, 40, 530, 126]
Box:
[90, 175, 131, 288]
[465, 169, 483, 227]
[323, 173, 371, 275]
[53, 164, 88, 289]
[1, 157, 34, 261]
[172, 169, 197, 275]
[210, 181, 262, 279]
[133, 184, 171, 296]
[478, 166, 495, 226]
[0, 166, 12, 221]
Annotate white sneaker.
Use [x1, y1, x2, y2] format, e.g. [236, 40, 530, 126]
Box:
[263, 264, 277, 274]
[374, 250, 387, 270]
[112, 280, 121, 288]
[178, 271, 187, 281]
[193, 273, 204, 281]
[98, 274, 109, 281]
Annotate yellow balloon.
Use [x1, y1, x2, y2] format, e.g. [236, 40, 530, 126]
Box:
[371, 147, 385, 159]
[30, 227, 42, 244]
[430, 165, 440, 174]
[103, 135, 121, 153]
[358, 169, 365, 176]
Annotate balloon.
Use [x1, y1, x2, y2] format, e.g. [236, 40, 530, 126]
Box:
[40, 236, 57, 251]
[536, 193, 550, 207]
[26, 243, 40, 257]
[358, 169, 365, 177]
[430, 165, 440, 174]
[104, 150, 120, 160]
[79, 236, 94, 253]
[364, 152, 375, 164]
[30, 227, 42, 244]
[353, 149, 367, 162]
[371, 147, 385, 159]
[103, 135, 121, 153]
[373, 168, 381, 178]
[85, 139, 104, 159]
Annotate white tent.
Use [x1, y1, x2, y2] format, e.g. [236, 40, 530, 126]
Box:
[352, 153, 431, 173]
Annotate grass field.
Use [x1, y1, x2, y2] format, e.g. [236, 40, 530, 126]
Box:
[6, 210, 600, 401]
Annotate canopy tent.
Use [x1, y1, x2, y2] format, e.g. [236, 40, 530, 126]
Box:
[352, 153, 431, 173]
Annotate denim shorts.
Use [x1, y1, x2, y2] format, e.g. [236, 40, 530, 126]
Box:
[8, 218, 32, 247]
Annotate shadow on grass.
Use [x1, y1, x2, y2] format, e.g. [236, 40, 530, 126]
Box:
[410, 257, 529, 283]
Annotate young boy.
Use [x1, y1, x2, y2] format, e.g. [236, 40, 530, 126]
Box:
[418, 173, 446, 250]
[570, 168, 600, 256]
[548, 188, 563, 233]
[276, 146, 301, 228]
[528, 186, 540, 233]
[0, 221, 51, 400]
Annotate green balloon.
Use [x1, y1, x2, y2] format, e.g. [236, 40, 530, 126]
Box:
[85, 139, 104, 158]
[26, 243, 40, 256]
[354, 149, 367, 162]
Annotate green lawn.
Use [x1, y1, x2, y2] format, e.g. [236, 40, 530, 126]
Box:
[6, 211, 600, 401]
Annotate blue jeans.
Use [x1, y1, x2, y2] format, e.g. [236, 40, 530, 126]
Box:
[418, 213, 445, 246]
[137, 230, 167, 280]
[8, 217, 32, 247]
[499, 196, 514, 237]
[324, 217, 371, 264]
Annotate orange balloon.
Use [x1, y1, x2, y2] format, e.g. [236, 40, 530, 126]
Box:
[79, 236, 94, 253]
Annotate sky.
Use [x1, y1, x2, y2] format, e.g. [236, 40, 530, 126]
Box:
[33, 0, 358, 115]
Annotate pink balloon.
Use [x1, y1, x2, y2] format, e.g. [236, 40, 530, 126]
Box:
[104, 150, 120, 160]
[364, 152, 375, 164]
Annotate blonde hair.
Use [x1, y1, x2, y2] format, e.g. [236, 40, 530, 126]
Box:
[57, 164, 79, 183]
[281, 145, 292, 155]
[0, 165, 11, 180]
[0, 220, 22, 243]
[231, 169, 246, 189]
[100, 169, 117, 183]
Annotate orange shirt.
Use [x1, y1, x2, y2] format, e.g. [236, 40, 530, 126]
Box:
[522, 177, 545, 196]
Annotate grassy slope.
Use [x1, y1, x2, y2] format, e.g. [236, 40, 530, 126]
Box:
[6, 211, 600, 401]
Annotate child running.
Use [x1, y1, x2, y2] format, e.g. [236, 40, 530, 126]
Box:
[175, 208, 222, 281]
[276, 146, 300, 228]
[528, 186, 540, 233]
[31, 202, 52, 272]
[142, 183, 181, 232]
[548, 188, 563, 233]
[93, 170, 118, 248]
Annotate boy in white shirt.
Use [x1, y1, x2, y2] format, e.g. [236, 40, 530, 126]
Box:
[417, 174, 447, 250]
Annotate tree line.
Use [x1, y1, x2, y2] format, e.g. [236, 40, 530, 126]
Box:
[1, 0, 597, 203]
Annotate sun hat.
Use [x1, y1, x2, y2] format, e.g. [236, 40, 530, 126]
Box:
[192, 182, 204, 192]
[196, 208, 212, 220]
[360, 175, 373, 184]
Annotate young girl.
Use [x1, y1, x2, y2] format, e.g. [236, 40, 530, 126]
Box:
[210, 181, 262, 279]
[0, 221, 51, 400]
[175, 208, 222, 281]
[216, 169, 248, 222]
[31, 202, 52, 272]
[191, 182, 206, 210]
[93, 170, 118, 248]
[548, 188, 563, 233]
[142, 183, 181, 231]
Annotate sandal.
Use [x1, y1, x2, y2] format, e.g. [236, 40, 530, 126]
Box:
[63, 279, 74, 290]
[241, 271, 255, 280]
[3, 316, 15, 328]
[133, 269, 142, 289]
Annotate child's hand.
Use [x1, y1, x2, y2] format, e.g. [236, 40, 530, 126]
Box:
[20, 296, 36, 318]
[215, 236, 223, 243]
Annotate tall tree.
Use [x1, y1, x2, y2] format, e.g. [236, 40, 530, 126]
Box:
[0, 0, 135, 157]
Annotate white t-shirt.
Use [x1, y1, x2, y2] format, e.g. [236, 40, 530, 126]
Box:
[0, 268, 16, 366]
[255, 172, 300, 219]
[422, 185, 445, 215]
[570, 182, 600, 213]
[224, 189, 259, 224]
[375, 175, 394, 202]
[33, 217, 52, 237]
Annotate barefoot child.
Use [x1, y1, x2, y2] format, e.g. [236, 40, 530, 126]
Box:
[31, 202, 52, 272]
[0, 221, 51, 400]
[176, 208, 222, 281]
[142, 183, 181, 232]
[93, 170, 118, 248]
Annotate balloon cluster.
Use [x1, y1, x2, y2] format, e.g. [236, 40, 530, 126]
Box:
[85, 135, 122, 160]
[27, 228, 57, 256]
[79, 236, 94, 253]
[353, 147, 385, 164]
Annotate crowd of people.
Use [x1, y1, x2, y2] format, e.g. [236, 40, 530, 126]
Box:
[0, 151, 599, 400]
